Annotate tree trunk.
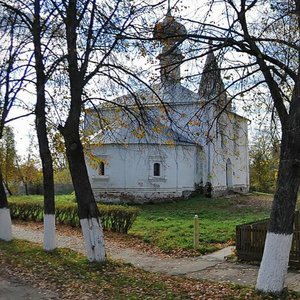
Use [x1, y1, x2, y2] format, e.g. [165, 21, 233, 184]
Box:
[24, 182, 29, 196]
[58, 0, 106, 262]
[61, 126, 106, 262]
[0, 171, 12, 241]
[256, 81, 300, 293]
[33, 0, 56, 251]
[36, 112, 56, 251]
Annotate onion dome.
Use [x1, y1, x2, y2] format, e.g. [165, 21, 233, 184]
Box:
[153, 12, 187, 84]
[153, 12, 187, 49]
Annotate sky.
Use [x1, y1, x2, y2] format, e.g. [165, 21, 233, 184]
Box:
[9, 108, 36, 158]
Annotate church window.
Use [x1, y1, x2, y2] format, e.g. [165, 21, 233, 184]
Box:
[220, 131, 225, 149]
[99, 162, 105, 176]
[233, 122, 239, 154]
[153, 163, 161, 177]
[149, 156, 166, 180]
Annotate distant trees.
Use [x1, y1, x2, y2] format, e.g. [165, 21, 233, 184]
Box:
[16, 156, 42, 195]
[249, 132, 280, 193]
[0, 126, 17, 195]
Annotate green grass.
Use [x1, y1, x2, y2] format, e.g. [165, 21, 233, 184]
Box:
[0, 239, 295, 299]
[9, 193, 271, 254]
[129, 195, 271, 254]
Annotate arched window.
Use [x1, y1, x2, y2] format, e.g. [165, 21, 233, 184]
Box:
[99, 162, 105, 176]
[153, 163, 161, 177]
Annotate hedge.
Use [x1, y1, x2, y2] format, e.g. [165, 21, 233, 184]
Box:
[8, 200, 140, 234]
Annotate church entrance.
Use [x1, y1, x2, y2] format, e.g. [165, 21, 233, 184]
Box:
[226, 158, 233, 189]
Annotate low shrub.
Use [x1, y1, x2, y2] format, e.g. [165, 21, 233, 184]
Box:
[8, 200, 139, 233]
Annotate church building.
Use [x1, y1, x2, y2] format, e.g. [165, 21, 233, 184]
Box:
[85, 11, 249, 203]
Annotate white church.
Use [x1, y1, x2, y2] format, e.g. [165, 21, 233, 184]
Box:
[85, 12, 249, 203]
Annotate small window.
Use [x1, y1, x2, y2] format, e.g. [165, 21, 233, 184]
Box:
[220, 131, 225, 149]
[233, 123, 239, 153]
[153, 163, 161, 177]
[99, 162, 105, 176]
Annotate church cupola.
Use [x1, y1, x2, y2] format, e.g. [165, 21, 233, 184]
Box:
[153, 9, 186, 84]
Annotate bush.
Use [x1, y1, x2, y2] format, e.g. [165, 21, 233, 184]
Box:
[9, 200, 139, 233]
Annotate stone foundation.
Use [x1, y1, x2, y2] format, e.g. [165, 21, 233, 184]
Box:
[94, 189, 191, 204]
[93, 184, 249, 203]
[212, 185, 249, 197]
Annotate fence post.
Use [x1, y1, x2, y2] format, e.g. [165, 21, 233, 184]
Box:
[193, 214, 199, 249]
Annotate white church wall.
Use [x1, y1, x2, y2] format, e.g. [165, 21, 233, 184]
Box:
[85, 95, 249, 200]
[86, 143, 200, 203]
[209, 114, 249, 196]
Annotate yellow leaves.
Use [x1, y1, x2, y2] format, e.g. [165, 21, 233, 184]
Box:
[85, 152, 108, 170]
[52, 132, 65, 153]
[131, 128, 145, 139]
[152, 125, 163, 134]
[188, 120, 201, 126]
[54, 168, 72, 185]
[165, 140, 175, 147]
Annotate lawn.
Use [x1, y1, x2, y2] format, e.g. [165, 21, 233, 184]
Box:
[9, 193, 272, 254]
[129, 194, 272, 254]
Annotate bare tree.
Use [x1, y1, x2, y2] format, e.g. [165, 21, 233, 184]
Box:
[47, 0, 126, 261]
[0, 9, 30, 241]
[32, 0, 56, 251]
[47, 0, 170, 261]
[176, 0, 300, 294]
[1, 0, 60, 251]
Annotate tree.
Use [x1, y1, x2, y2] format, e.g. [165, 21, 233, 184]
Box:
[1, 0, 62, 251]
[0, 126, 18, 195]
[250, 131, 280, 193]
[178, 0, 300, 293]
[16, 156, 42, 195]
[32, 0, 56, 251]
[50, 0, 128, 262]
[49, 0, 164, 262]
[0, 9, 30, 241]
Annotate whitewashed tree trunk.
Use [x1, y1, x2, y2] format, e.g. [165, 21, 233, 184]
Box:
[0, 208, 12, 241]
[32, 0, 57, 254]
[255, 109, 300, 294]
[43, 214, 56, 251]
[80, 217, 106, 262]
[256, 232, 293, 293]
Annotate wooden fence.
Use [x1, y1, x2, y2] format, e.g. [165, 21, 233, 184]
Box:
[236, 211, 300, 267]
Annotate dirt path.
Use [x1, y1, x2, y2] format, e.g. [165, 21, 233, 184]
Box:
[0, 275, 58, 300]
[9, 223, 300, 293]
